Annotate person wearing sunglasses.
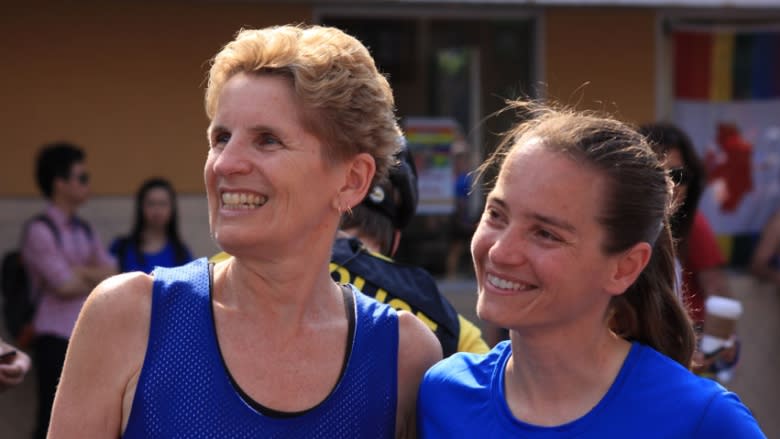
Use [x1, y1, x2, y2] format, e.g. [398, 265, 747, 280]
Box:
[639, 123, 739, 381]
[20, 142, 117, 438]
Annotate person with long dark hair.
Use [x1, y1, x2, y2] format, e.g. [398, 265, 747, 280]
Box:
[110, 177, 193, 273]
[640, 123, 738, 379]
[638, 123, 722, 321]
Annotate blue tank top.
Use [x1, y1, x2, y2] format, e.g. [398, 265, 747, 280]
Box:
[123, 258, 398, 438]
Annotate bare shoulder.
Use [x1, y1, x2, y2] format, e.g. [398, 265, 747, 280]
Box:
[79, 272, 154, 332]
[49, 272, 154, 437]
[72, 271, 155, 375]
[397, 310, 442, 367]
[394, 310, 442, 439]
[74, 271, 154, 376]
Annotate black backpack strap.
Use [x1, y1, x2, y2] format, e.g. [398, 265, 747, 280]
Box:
[25, 213, 93, 248]
[114, 237, 131, 273]
[24, 214, 61, 247]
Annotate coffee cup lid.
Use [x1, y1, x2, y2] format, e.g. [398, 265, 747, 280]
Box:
[700, 334, 726, 353]
[705, 295, 743, 318]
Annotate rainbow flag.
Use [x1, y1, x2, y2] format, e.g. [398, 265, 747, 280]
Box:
[673, 29, 780, 267]
[674, 30, 780, 102]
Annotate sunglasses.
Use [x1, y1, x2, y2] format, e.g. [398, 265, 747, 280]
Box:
[668, 167, 689, 186]
[72, 172, 90, 185]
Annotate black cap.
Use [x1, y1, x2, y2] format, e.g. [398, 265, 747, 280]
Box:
[361, 143, 419, 229]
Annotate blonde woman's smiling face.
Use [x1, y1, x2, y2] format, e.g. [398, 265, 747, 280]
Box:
[204, 73, 346, 258]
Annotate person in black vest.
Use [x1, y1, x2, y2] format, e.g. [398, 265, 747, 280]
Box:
[331, 145, 489, 357]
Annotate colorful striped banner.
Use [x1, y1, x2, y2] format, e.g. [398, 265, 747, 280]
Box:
[674, 30, 780, 101]
[673, 28, 780, 267]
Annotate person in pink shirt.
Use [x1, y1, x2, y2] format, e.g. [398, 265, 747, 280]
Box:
[21, 142, 116, 439]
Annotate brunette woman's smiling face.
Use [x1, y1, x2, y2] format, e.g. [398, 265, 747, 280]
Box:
[471, 141, 622, 334]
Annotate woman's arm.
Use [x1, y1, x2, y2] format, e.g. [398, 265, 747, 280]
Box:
[395, 311, 443, 439]
[48, 272, 152, 438]
[750, 213, 780, 286]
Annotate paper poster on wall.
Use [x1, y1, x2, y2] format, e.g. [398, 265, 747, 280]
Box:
[403, 117, 459, 215]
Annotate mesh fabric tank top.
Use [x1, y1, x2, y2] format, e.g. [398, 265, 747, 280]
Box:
[123, 258, 398, 438]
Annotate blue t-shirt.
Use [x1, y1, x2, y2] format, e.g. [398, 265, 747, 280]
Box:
[109, 238, 192, 273]
[418, 340, 766, 438]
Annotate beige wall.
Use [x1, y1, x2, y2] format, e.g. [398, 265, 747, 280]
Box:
[1, 1, 310, 197]
[2, 4, 660, 198]
[1, 3, 662, 255]
[544, 7, 657, 124]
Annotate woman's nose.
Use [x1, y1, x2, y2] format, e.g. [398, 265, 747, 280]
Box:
[212, 139, 252, 176]
[488, 231, 527, 267]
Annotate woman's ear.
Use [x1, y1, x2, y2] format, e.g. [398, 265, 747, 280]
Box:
[605, 242, 653, 296]
[336, 152, 376, 210]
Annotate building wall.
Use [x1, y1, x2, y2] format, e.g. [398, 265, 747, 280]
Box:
[1, 2, 658, 259]
[1, 1, 310, 198]
[544, 7, 657, 124]
[4, 4, 658, 197]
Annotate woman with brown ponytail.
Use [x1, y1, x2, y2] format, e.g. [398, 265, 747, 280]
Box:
[416, 100, 765, 438]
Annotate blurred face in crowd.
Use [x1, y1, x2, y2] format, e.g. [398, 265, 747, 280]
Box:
[60, 162, 90, 207]
[143, 187, 173, 231]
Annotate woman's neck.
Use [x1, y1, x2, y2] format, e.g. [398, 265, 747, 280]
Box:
[214, 255, 343, 335]
[503, 331, 631, 427]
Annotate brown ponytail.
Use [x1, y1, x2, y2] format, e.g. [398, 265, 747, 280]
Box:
[610, 222, 695, 367]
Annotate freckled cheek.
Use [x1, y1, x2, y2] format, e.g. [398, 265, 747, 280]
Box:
[470, 226, 492, 266]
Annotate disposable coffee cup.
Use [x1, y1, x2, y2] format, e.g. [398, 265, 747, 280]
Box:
[700, 334, 726, 355]
[702, 295, 742, 351]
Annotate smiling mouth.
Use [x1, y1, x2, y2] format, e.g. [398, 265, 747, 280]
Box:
[221, 192, 268, 209]
[486, 273, 535, 292]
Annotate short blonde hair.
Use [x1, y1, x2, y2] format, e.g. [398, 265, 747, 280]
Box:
[205, 24, 402, 182]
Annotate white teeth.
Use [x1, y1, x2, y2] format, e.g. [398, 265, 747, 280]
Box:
[487, 273, 526, 291]
[221, 192, 267, 208]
